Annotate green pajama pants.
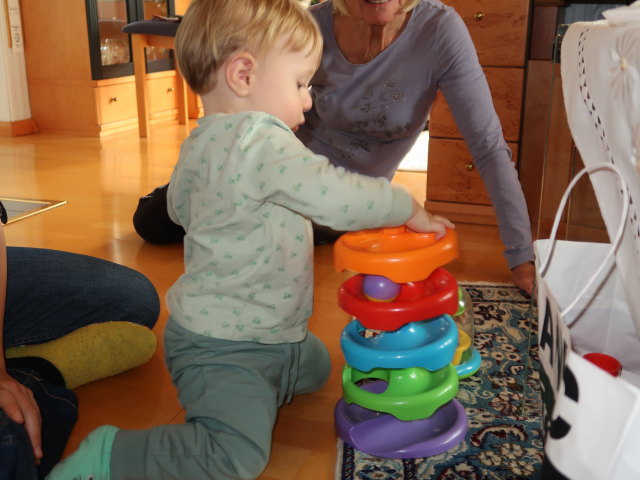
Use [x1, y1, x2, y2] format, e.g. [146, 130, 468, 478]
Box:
[110, 317, 331, 480]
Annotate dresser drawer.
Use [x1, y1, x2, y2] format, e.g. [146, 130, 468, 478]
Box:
[96, 83, 138, 125]
[426, 137, 518, 205]
[429, 67, 524, 142]
[442, 0, 530, 67]
[148, 75, 179, 114]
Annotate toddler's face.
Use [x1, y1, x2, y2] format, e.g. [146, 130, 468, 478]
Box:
[249, 38, 319, 131]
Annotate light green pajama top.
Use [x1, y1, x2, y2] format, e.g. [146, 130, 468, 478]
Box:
[166, 111, 413, 344]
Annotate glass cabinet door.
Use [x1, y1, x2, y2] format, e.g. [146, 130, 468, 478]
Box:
[86, 0, 174, 80]
[97, 0, 131, 70]
[139, 0, 171, 64]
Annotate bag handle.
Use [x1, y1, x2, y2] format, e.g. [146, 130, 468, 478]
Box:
[537, 163, 630, 321]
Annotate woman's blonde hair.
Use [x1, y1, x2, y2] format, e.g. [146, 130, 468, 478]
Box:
[331, 0, 420, 16]
[176, 0, 322, 94]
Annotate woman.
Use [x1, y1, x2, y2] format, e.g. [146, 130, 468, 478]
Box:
[133, 0, 535, 294]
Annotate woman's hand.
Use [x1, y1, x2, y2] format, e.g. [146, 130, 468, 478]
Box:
[0, 220, 43, 464]
[0, 371, 42, 463]
[512, 262, 535, 296]
[405, 199, 454, 238]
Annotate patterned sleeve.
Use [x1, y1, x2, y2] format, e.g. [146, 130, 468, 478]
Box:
[236, 114, 413, 231]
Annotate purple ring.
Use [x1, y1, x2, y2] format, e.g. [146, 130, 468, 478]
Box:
[334, 381, 468, 459]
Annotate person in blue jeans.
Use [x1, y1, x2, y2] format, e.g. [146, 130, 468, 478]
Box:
[0, 210, 161, 480]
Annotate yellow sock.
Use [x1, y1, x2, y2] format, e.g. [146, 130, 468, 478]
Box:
[6, 321, 157, 389]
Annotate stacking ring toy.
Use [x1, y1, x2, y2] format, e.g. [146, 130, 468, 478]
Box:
[333, 225, 471, 458]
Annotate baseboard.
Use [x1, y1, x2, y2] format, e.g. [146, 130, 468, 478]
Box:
[0, 118, 38, 137]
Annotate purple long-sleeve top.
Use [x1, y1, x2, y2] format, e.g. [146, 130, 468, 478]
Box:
[296, 0, 533, 269]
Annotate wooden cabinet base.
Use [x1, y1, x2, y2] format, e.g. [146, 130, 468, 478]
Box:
[28, 72, 184, 137]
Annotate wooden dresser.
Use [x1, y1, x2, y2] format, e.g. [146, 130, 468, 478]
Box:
[426, 0, 531, 225]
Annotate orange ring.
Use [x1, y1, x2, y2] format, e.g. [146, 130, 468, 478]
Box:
[334, 227, 459, 283]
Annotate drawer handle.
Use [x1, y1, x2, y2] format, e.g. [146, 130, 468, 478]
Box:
[465, 163, 474, 171]
[167, 87, 175, 93]
[109, 96, 119, 103]
[474, 11, 485, 21]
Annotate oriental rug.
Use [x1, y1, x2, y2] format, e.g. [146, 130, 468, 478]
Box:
[335, 284, 544, 480]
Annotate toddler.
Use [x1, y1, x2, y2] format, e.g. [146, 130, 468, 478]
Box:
[48, 0, 453, 478]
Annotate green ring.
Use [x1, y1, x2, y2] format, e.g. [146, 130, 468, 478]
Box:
[342, 364, 459, 421]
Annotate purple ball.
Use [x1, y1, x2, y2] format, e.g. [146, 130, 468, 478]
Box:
[362, 275, 401, 302]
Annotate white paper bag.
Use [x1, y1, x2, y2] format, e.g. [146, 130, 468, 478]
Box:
[559, 16, 640, 336]
[535, 165, 640, 479]
[535, 12, 640, 478]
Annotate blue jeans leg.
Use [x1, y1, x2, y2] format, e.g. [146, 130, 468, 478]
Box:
[3, 247, 160, 347]
[0, 367, 78, 480]
[0, 410, 36, 480]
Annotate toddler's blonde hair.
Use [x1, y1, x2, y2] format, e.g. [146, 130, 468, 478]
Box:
[176, 0, 322, 94]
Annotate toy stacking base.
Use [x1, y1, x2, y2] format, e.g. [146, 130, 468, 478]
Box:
[335, 381, 468, 459]
[455, 348, 481, 379]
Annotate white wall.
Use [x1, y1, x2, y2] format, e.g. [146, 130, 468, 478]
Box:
[0, 0, 31, 122]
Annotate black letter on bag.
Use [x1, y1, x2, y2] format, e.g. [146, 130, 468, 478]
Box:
[549, 366, 579, 440]
[540, 299, 554, 367]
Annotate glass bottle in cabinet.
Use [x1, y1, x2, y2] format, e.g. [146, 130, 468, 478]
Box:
[86, 0, 175, 80]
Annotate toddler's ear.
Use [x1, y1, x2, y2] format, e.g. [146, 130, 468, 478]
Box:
[226, 51, 256, 97]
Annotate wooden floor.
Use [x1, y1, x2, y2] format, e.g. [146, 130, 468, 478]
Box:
[0, 122, 514, 479]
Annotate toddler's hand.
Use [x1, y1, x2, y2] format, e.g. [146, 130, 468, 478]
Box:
[405, 200, 454, 239]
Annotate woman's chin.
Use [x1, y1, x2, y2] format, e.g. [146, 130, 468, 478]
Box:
[355, 0, 404, 24]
